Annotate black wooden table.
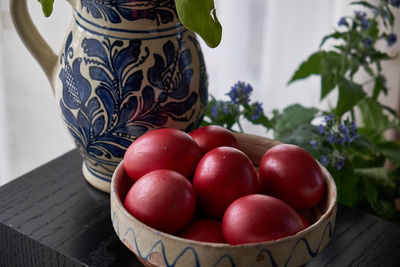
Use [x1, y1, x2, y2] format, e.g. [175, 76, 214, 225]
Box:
[1, 150, 400, 267]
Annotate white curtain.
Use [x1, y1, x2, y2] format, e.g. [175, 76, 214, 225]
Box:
[0, 17, 7, 183]
[1, 0, 399, 185]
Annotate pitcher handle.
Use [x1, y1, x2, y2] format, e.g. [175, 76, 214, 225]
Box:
[10, 0, 58, 93]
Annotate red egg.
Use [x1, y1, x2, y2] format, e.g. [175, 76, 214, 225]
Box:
[193, 146, 259, 218]
[222, 194, 305, 245]
[124, 169, 196, 234]
[259, 144, 325, 209]
[189, 125, 240, 154]
[178, 219, 225, 243]
[123, 128, 202, 181]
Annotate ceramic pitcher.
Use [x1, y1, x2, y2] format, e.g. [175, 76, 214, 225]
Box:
[10, 0, 208, 192]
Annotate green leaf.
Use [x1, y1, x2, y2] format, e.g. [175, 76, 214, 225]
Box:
[331, 163, 359, 207]
[244, 112, 273, 129]
[175, 0, 222, 48]
[388, 9, 395, 28]
[371, 200, 396, 219]
[333, 45, 346, 51]
[367, 19, 379, 39]
[349, 134, 382, 168]
[350, 134, 377, 154]
[38, 0, 54, 17]
[273, 104, 319, 138]
[382, 5, 395, 28]
[203, 95, 216, 116]
[382, 104, 399, 118]
[288, 52, 324, 84]
[275, 124, 318, 151]
[320, 32, 345, 48]
[336, 77, 366, 117]
[349, 57, 362, 78]
[370, 51, 393, 62]
[373, 75, 387, 97]
[321, 73, 337, 100]
[362, 65, 375, 78]
[357, 98, 389, 136]
[354, 167, 395, 198]
[320, 52, 341, 100]
[360, 176, 378, 204]
[358, 127, 384, 144]
[351, 155, 381, 169]
[350, 1, 376, 9]
[376, 141, 400, 165]
[242, 103, 273, 129]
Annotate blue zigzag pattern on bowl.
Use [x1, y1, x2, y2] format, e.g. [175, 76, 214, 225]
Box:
[213, 255, 236, 267]
[257, 221, 334, 267]
[112, 211, 333, 267]
[283, 222, 333, 266]
[112, 211, 203, 266]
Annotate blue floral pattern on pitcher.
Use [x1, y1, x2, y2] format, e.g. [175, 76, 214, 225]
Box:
[58, 0, 207, 189]
[81, 0, 176, 24]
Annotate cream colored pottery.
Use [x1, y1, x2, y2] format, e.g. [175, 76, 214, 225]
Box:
[10, 0, 208, 193]
[110, 132, 337, 267]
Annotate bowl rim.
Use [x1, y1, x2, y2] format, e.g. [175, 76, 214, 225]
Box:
[111, 158, 337, 249]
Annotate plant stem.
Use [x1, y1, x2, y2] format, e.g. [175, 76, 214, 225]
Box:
[339, 30, 352, 77]
[372, 1, 382, 23]
[351, 109, 356, 122]
[237, 119, 244, 133]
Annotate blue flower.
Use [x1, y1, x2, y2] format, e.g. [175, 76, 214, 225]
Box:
[387, 33, 397, 47]
[338, 17, 347, 27]
[348, 121, 358, 142]
[361, 18, 370, 29]
[339, 123, 349, 142]
[211, 105, 219, 118]
[327, 132, 336, 144]
[229, 81, 253, 104]
[222, 103, 229, 115]
[211, 100, 230, 118]
[353, 11, 370, 29]
[320, 155, 329, 167]
[229, 86, 240, 104]
[335, 134, 343, 145]
[324, 114, 335, 123]
[338, 123, 345, 132]
[318, 124, 325, 135]
[336, 159, 346, 170]
[354, 11, 367, 19]
[363, 38, 373, 47]
[310, 140, 318, 148]
[242, 83, 253, 98]
[250, 102, 263, 120]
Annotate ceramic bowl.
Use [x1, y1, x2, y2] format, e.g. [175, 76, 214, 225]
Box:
[110, 133, 337, 267]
